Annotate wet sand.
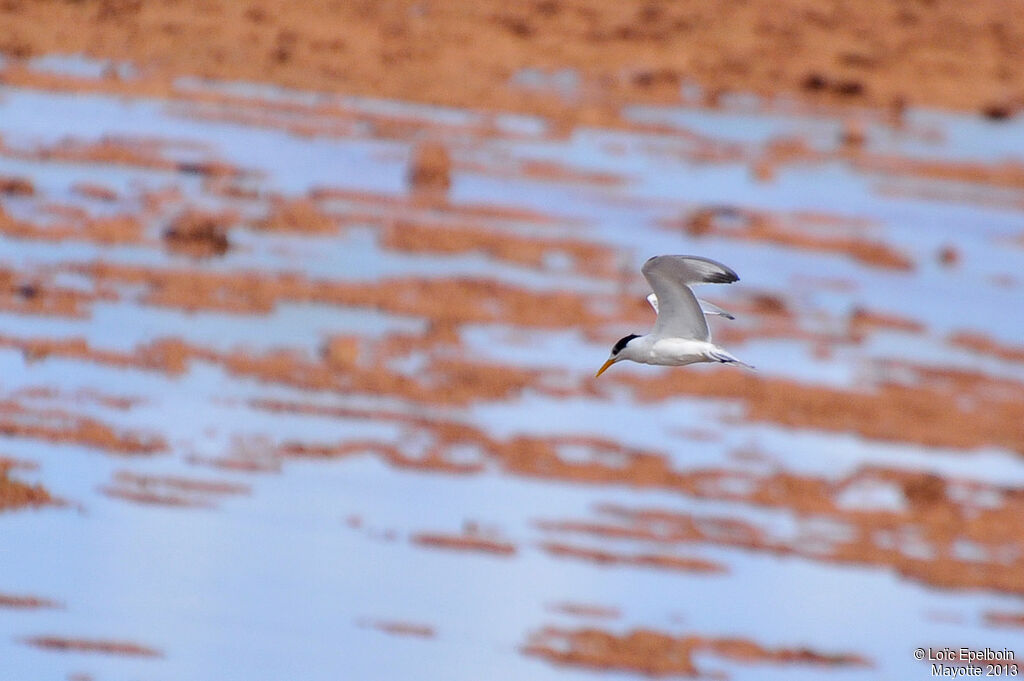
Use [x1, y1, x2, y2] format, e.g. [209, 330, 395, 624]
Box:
[2, 0, 1024, 120]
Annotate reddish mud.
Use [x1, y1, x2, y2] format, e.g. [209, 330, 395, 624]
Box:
[79, 260, 609, 325]
[985, 612, 1024, 629]
[2, 0, 1023, 121]
[379, 220, 620, 278]
[523, 627, 870, 676]
[536, 462, 1024, 595]
[239, 397, 1024, 596]
[856, 157, 1024, 192]
[848, 306, 926, 338]
[0, 593, 60, 609]
[249, 392, 1021, 517]
[0, 399, 165, 456]
[0, 264, 102, 318]
[546, 602, 621, 620]
[411, 531, 518, 556]
[614, 367, 1024, 455]
[358, 619, 436, 639]
[0, 460, 52, 512]
[100, 471, 250, 509]
[950, 332, 1024, 364]
[1, 203, 147, 250]
[540, 541, 726, 574]
[670, 207, 914, 270]
[7, 228, 1020, 456]
[252, 197, 339, 234]
[0, 175, 35, 196]
[73, 182, 120, 202]
[407, 142, 452, 195]
[22, 636, 162, 658]
[0, 136, 247, 180]
[0, 335, 191, 376]
[162, 211, 234, 258]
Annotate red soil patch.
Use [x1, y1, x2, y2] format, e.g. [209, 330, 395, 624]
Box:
[309, 187, 572, 227]
[248, 388, 1022, 523]
[848, 306, 926, 339]
[0, 335, 191, 375]
[379, 220, 619, 278]
[411, 531, 517, 557]
[80, 261, 608, 328]
[407, 141, 452, 197]
[252, 197, 338, 234]
[358, 619, 436, 639]
[2, 0, 1022, 122]
[756, 139, 1024, 196]
[0, 264, 111, 319]
[0, 592, 60, 609]
[985, 612, 1024, 629]
[857, 157, 1024, 191]
[950, 331, 1024, 364]
[537, 460, 1024, 595]
[541, 541, 725, 574]
[938, 244, 960, 267]
[0, 200, 144, 248]
[279, 439, 482, 475]
[73, 182, 119, 202]
[670, 207, 913, 271]
[0, 221, 1015, 458]
[0, 398, 165, 456]
[1, 136, 244, 179]
[523, 627, 870, 676]
[186, 437, 284, 474]
[0, 175, 35, 196]
[22, 636, 162, 658]
[100, 471, 250, 509]
[0, 466, 52, 512]
[250, 400, 682, 483]
[211, 394, 1024, 597]
[547, 602, 621, 620]
[244, 402, 1023, 595]
[518, 159, 625, 187]
[611, 365, 1024, 455]
[460, 157, 627, 187]
[163, 210, 233, 258]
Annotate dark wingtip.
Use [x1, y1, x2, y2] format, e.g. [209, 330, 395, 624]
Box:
[644, 254, 740, 284]
[707, 271, 739, 284]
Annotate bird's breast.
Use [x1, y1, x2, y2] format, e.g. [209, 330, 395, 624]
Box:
[646, 338, 714, 366]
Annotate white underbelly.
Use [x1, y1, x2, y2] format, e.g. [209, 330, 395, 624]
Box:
[644, 338, 715, 366]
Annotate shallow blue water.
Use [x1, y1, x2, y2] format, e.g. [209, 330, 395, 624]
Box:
[1, 70, 1023, 681]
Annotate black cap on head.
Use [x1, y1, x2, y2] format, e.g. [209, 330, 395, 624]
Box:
[612, 334, 640, 356]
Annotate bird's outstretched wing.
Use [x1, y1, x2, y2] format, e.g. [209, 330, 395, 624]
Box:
[647, 293, 735, 320]
[641, 255, 739, 341]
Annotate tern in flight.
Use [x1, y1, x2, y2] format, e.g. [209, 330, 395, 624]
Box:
[595, 255, 754, 377]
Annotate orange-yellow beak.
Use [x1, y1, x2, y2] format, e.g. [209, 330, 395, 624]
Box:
[595, 358, 615, 378]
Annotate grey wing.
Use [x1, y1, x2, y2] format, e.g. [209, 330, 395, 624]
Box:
[641, 255, 739, 341]
[649, 293, 735, 320]
[696, 298, 735, 320]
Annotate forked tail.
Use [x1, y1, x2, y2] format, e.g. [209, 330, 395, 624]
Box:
[708, 347, 756, 371]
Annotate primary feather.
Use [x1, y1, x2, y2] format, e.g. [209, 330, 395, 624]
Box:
[642, 255, 738, 341]
[647, 293, 735, 320]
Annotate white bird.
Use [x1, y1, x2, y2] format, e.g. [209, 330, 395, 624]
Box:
[596, 255, 754, 377]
